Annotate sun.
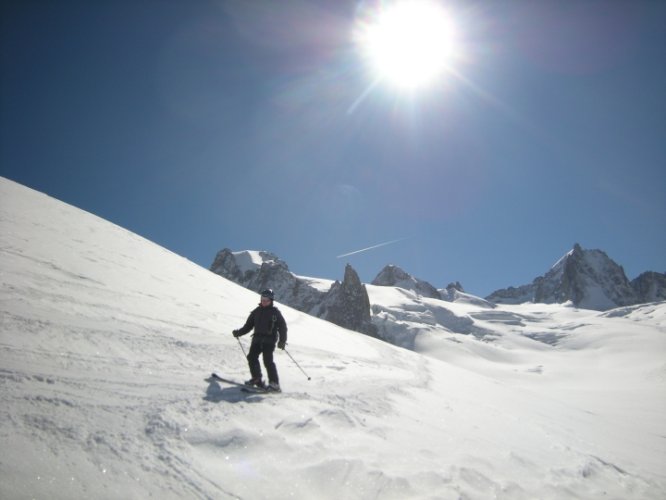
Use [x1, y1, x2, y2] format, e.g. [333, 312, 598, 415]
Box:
[356, 0, 459, 91]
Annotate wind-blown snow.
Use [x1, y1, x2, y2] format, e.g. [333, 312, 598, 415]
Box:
[1, 176, 665, 499]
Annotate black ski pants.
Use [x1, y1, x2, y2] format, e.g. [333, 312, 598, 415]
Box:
[247, 336, 279, 384]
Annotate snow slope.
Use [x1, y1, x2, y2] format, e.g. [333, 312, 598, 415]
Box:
[1, 177, 665, 499]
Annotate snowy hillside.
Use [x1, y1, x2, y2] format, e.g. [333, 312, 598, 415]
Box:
[1, 177, 665, 499]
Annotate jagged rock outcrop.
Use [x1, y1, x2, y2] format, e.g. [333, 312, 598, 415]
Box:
[210, 250, 376, 337]
[631, 271, 666, 303]
[320, 264, 378, 336]
[486, 244, 641, 311]
[371, 265, 441, 299]
[210, 248, 325, 313]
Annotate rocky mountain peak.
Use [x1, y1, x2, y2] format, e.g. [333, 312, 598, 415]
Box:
[210, 251, 376, 337]
[210, 248, 323, 312]
[371, 264, 441, 299]
[320, 264, 377, 336]
[487, 243, 641, 310]
[631, 271, 666, 303]
[210, 248, 285, 284]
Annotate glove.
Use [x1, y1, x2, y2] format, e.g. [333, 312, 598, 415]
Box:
[232, 329, 241, 337]
[277, 341, 286, 350]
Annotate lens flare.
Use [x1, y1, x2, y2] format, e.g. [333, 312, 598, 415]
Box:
[357, 0, 458, 91]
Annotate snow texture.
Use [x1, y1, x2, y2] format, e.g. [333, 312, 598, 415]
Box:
[1, 176, 665, 499]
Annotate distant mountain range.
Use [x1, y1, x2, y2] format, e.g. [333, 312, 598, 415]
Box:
[210, 244, 665, 342]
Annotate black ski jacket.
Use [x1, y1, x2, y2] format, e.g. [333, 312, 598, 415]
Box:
[236, 305, 287, 345]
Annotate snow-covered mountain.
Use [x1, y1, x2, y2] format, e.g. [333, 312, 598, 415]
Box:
[2, 176, 666, 499]
[210, 251, 499, 343]
[211, 245, 666, 353]
[210, 248, 327, 314]
[372, 264, 441, 299]
[487, 243, 665, 310]
[210, 249, 376, 335]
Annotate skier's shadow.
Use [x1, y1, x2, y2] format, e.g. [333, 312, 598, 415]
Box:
[203, 378, 263, 404]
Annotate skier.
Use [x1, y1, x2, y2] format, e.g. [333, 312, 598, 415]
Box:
[233, 289, 287, 392]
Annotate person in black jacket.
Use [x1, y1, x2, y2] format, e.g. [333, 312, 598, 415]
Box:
[233, 289, 287, 392]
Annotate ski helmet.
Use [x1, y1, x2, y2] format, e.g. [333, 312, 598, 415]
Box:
[260, 289, 274, 300]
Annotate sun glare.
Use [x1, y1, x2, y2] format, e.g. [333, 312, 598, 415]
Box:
[357, 1, 458, 91]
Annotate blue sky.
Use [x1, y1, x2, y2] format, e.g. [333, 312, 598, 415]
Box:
[2, 0, 665, 297]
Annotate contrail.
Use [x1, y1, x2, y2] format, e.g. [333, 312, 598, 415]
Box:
[336, 237, 407, 259]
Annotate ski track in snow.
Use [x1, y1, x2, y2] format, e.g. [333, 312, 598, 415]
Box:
[1, 177, 665, 499]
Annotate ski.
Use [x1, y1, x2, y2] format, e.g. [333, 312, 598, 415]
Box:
[209, 373, 281, 394]
[209, 373, 245, 387]
[241, 385, 269, 394]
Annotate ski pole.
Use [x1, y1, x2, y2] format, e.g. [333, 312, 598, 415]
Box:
[236, 336, 247, 358]
[284, 348, 311, 380]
